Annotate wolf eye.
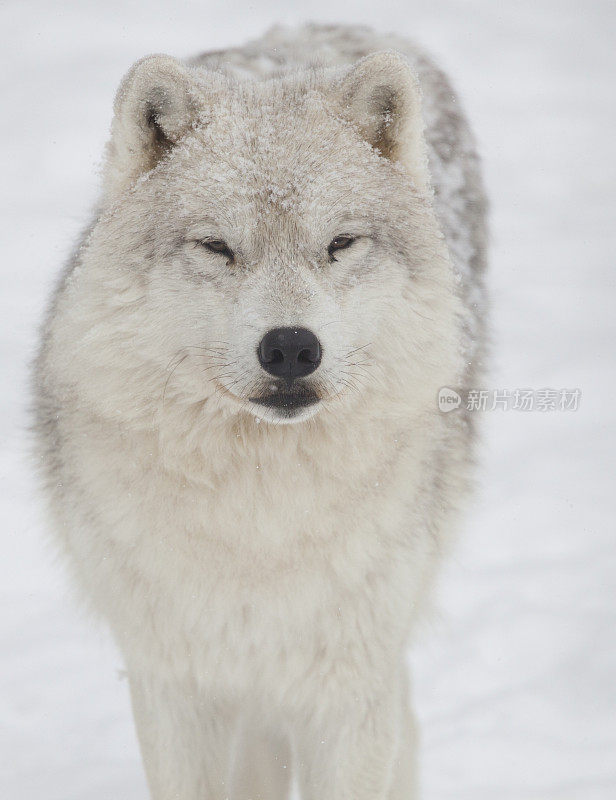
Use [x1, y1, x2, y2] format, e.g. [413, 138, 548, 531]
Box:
[199, 239, 234, 261]
[328, 235, 355, 259]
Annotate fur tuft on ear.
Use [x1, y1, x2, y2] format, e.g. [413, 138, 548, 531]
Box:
[333, 52, 430, 192]
[103, 55, 200, 200]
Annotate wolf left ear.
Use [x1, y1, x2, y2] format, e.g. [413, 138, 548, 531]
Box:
[103, 54, 200, 199]
[333, 52, 430, 192]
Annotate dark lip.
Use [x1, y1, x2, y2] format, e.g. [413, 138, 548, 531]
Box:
[249, 389, 321, 410]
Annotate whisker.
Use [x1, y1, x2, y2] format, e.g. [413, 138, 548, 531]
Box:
[162, 352, 190, 409]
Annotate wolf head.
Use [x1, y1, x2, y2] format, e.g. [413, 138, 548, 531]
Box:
[54, 53, 462, 428]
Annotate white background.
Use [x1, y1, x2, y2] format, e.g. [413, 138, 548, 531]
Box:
[1, 1, 615, 798]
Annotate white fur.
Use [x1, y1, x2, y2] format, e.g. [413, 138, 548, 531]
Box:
[34, 24, 487, 800]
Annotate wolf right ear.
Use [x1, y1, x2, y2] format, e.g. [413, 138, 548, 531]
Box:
[332, 52, 430, 193]
[103, 55, 200, 199]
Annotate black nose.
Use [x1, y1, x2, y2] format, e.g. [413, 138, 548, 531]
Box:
[258, 327, 322, 379]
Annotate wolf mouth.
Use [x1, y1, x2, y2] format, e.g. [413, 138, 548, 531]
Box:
[249, 388, 321, 410]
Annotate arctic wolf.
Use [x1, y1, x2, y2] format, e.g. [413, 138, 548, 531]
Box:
[34, 23, 487, 800]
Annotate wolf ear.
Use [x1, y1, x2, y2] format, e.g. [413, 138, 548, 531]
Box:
[333, 52, 430, 192]
[103, 54, 200, 199]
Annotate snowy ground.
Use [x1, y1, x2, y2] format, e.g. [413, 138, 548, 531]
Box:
[1, 1, 615, 798]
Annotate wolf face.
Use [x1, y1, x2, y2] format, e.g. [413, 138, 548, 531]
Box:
[60, 53, 459, 427]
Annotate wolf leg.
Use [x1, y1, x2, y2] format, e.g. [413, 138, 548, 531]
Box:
[128, 671, 236, 800]
[295, 682, 404, 800]
[230, 722, 292, 800]
[388, 703, 419, 799]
